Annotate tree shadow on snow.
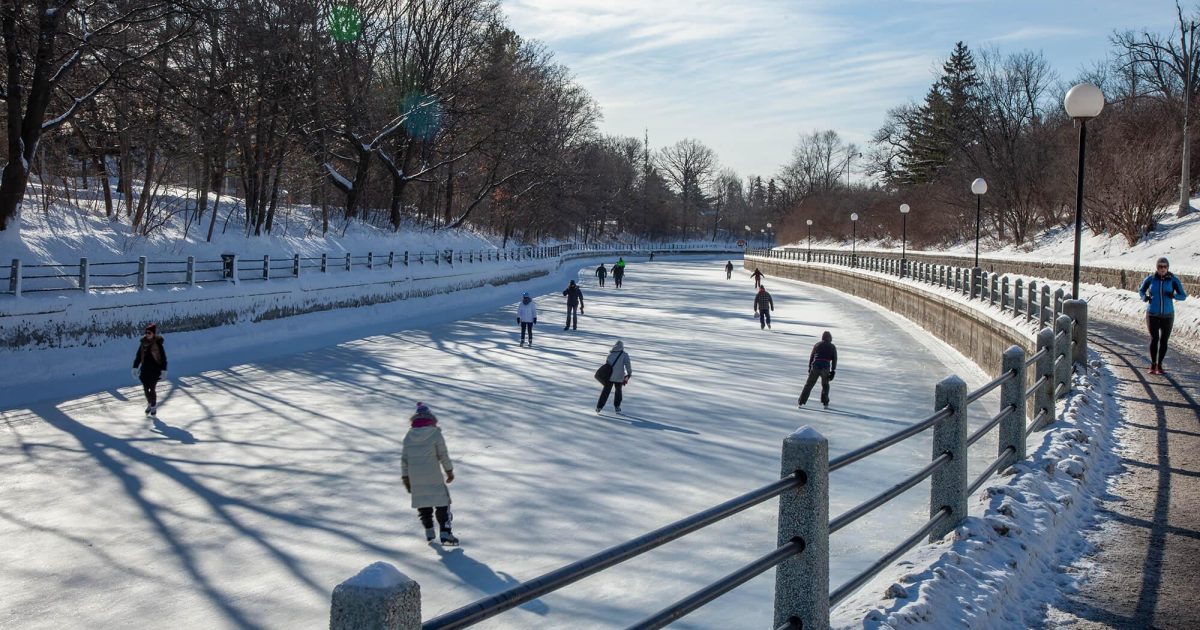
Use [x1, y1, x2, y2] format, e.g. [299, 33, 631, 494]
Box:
[600, 412, 701, 435]
[434, 546, 550, 616]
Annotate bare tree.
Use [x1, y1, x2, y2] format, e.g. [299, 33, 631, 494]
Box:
[656, 138, 716, 236]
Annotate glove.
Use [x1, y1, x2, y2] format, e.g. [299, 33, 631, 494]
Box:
[517, 318, 521, 324]
[829, 370, 836, 381]
[131, 368, 140, 381]
[445, 470, 455, 483]
[1144, 296, 1151, 303]
[402, 476, 411, 493]
[580, 307, 584, 314]
[533, 318, 537, 324]
[623, 376, 630, 385]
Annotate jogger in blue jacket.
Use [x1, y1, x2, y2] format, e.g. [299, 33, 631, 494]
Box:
[1138, 257, 1188, 374]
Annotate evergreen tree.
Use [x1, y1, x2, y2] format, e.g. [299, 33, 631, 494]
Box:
[894, 42, 980, 185]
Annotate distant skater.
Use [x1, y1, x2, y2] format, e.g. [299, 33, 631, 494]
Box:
[517, 292, 538, 346]
[1139, 257, 1188, 374]
[649, 252, 655, 261]
[402, 402, 458, 545]
[132, 323, 168, 417]
[799, 331, 838, 409]
[754, 285, 774, 330]
[613, 258, 626, 288]
[563, 280, 585, 330]
[596, 263, 608, 287]
[751, 267, 763, 288]
[595, 340, 632, 414]
[725, 261, 734, 279]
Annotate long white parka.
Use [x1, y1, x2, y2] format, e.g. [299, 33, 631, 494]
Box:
[517, 298, 538, 323]
[402, 426, 454, 508]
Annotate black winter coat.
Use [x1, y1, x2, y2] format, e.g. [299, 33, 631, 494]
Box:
[808, 340, 837, 372]
[563, 285, 585, 308]
[753, 291, 774, 312]
[134, 336, 168, 377]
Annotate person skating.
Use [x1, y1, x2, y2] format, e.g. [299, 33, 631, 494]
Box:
[725, 261, 734, 279]
[517, 292, 538, 346]
[649, 252, 655, 261]
[613, 258, 626, 288]
[1139, 257, 1188, 374]
[131, 323, 168, 417]
[596, 264, 608, 287]
[754, 285, 774, 330]
[799, 331, 838, 409]
[401, 402, 458, 545]
[563, 280, 585, 330]
[751, 267, 764, 288]
[596, 340, 632, 414]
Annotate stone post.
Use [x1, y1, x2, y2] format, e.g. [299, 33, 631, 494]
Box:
[774, 427, 828, 630]
[187, 256, 196, 286]
[1039, 285, 1051, 328]
[137, 256, 148, 290]
[79, 257, 90, 293]
[368, 252, 374, 270]
[1055, 314, 1073, 397]
[9, 259, 19, 297]
[1026, 281, 1037, 322]
[930, 376, 968, 541]
[330, 562, 421, 630]
[293, 254, 301, 277]
[321, 253, 328, 273]
[1013, 278, 1023, 314]
[1064, 299, 1088, 366]
[263, 255, 270, 280]
[971, 267, 981, 299]
[1001, 276, 1010, 312]
[1034, 328, 1055, 431]
[999, 346, 1027, 467]
[345, 253, 352, 271]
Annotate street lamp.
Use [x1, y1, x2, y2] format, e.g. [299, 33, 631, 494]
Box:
[845, 152, 863, 189]
[766, 222, 773, 248]
[971, 178, 987, 268]
[899, 203, 910, 277]
[806, 219, 813, 261]
[744, 225, 751, 249]
[850, 212, 859, 267]
[1064, 83, 1105, 298]
[760, 228, 766, 249]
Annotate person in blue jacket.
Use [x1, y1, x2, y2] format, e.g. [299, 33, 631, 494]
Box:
[1139, 257, 1188, 374]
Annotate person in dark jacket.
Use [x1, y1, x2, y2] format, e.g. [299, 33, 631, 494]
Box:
[596, 264, 608, 287]
[754, 285, 774, 330]
[799, 331, 837, 408]
[613, 259, 626, 288]
[725, 261, 734, 279]
[132, 323, 168, 416]
[563, 280, 585, 330]
[751, 267, 764, 288]
[1139, 257, 1188, 374]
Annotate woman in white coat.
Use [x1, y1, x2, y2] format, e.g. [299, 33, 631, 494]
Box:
[402, 402, 458, 544]
[517, 292, 538, 346]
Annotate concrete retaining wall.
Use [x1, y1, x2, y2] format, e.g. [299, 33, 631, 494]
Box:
[780, 246, 1194, 297]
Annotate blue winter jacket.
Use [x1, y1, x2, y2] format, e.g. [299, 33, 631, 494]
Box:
[1139, 272, 1187, 317]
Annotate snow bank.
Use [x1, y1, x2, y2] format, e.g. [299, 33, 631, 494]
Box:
[830, 351, 1122, 627]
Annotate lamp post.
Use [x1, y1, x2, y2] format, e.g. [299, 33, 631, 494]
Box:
[845, 151, 862, 189]
[970, 178, 987, 268]
[806, 219, 813, 261]
[744, 225, 751, 249]
[850, 212, 859, 267]
[1064, 83, 1105, 298]
[899, 203, 910, 277]
[766, 222, 773, 248]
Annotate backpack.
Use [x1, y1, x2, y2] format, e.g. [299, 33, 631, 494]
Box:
[594, 351, 624, 383]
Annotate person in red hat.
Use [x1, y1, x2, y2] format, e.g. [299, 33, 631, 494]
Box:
[131, 323, 168, 416]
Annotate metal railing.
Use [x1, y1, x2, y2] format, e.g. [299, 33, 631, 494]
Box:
[328, 254, 1090, 630]
[2, 243, 741, 297]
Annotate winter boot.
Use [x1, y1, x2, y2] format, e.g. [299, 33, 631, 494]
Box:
[440, 529, 459, 545]
[424, 527, 436, 542]
[149, 405, 157, 417]
[614, 406, 622, 414]
[145, 406, 152, 416]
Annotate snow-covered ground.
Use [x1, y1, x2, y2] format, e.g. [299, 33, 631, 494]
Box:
[2, 258, 1022, 629]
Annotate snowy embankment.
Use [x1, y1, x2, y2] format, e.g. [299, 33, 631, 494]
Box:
[773, 262, 1126, 627]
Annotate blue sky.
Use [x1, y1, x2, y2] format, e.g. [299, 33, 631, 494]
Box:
[502, 0, 1180, 179]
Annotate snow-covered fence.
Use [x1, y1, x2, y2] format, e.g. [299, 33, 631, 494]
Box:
[333, 309, 1088, 628]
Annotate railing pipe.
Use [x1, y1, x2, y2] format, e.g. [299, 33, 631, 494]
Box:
[966, 369, 1015, 405]
[967, 445, 1017, 496]
[828, 407, 950, 473]
[829, 452, 951, 534]
[829, 507, 952, 606]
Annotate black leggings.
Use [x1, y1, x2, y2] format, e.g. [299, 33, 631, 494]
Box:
[1148, 315, 1175, 366]
[597, 381, 623, 410]
[140, 376, 159, 407]
[417, 506, 452, 531]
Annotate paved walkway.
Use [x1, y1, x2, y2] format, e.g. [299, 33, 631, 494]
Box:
[1045, 320, 1200, 629]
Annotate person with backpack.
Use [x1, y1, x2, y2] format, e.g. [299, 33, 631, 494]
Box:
[799, 331, 838, 409]
[751, 267, 764, 288]
[401, 402, 458, 545]
[595, 340, 632, 414]
[1139, 257, 1188, 374]
[613, 258, 626, 288]
[754, 285, 774, 330]
[725, 261, 734, 279]
[131, 323, 168, 417]
[517, 292, 538, 346]
[596, 264, 608, 287]
[562, 280, 585, 330]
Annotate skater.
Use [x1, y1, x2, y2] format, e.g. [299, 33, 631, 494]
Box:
[725, 261, 734, 279]
[131, 323, 168, 417]
[649, 252, 655, 261]
[799, 331, 838, 408]
[1139, 257, 1188, 374]
[517, 292, 538, 345]
[613, 258, 626, 288]
[596, 340, 632, 413]
[754, 285, 774, 330]
[751, 267, 764, 288]
[563, 280, 585, 330]
[596, 263, 608, 287]
[401, 402, 458, 545]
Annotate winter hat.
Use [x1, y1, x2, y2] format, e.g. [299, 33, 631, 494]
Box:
[144, 323, 157, 334]
[569, 280, 577, 286]
[758, 285, 765, 292]
[410, 402, 438, 427]
[822, 331, 833, 342]
[612, 340, 624, 352]
[522, 291, 530, 297]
